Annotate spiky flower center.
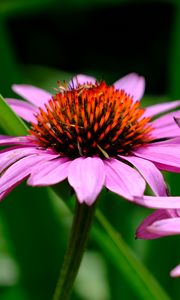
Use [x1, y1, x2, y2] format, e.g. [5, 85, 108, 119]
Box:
[30, 81, 153, 158]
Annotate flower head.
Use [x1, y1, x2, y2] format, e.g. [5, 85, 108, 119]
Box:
[1, 73, 180, 206]
[30, 81, 152, 158]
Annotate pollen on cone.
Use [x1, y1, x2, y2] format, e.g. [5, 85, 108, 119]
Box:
[30, 81, 153, 158]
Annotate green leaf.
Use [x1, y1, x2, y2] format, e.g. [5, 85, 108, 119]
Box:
[1, 185, 69, 300]
[54, 185, 171, 300]
[0, 94, 28, 136]
[94, 210, 171, 300]
[0, 0, 53, 17]
[0, 95, 68, 300]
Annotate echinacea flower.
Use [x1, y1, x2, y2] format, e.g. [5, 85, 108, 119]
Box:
[136, 208, 180, 277]
[1, 73, 180, 206]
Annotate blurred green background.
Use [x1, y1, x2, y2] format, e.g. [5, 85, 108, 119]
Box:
[0, 0, 180, 299]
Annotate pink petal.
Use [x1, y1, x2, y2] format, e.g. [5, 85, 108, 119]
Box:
[154, 162, 180, 173]
[104, 158, 145, 200]
[147, 217, 180, 236]
[28, 157, 70, 186]
[0, 136, 36, 146]
[152, 111, 180, 128]
[0, 152, 59, 194]
[68, 157, 105, 205]
[69, 74, 96, 88]
[144, 100, 180, 118]
[136, 209, 170, 239]
[145, 139, 180, 171]
[151, 124, 180, 139]
[168, 209, 180, 218]
[0, 179, 26, 201]
[6, 99, 37, 122]
[119, 156, 168, 196]
[0, 155, 45, 197]
[170, 265, 180, 277]
[12, 84, 52, 107]
[113, 73, 145, 101]
[174, 117, 180, 128]
[0, 146, 44, 173]
[149, 137, 180, 146]
[134, 195, 180, 209]
[133, 145, 180, 170]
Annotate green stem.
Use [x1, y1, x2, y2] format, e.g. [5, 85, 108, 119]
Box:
[94, 210, 171, 300]
[52, 185, 170, 300]
[53, 201, 96, 300]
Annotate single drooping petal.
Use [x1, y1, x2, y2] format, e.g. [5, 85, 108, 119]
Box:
[68, 157, 105, 205]
[119, 156, 168, 196]
[170, 265, 180, 277]
[133, 144, 180, 171]
[104, 158, 145, 200]
[12, 84, 52, 107]
[143, 100, 180, 118]
[28, 158, 71, 186]
[69, 74, 96, 88]
[136, 209, 170, 239]
[6, 99, 37, 122]
[136, 207, 180, 278]
[147, 218, 180, 236]
[134, 195, 180, 209]
[113, 73, 145, 102]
